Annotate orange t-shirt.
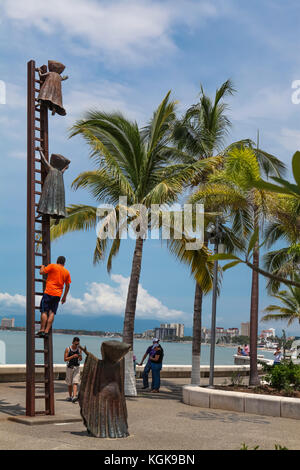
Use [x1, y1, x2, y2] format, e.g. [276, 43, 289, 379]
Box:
[44, 264, 71, 297]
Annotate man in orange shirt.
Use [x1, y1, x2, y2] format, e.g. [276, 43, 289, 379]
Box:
[37, 256, 71, 338]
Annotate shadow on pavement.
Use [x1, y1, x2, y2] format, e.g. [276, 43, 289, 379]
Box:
[131, 379, 184, 401]
[0, 399, 25, 417]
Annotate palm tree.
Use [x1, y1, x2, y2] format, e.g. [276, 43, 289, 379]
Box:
[261, 278, 300, 326]
[262, 194, 300, 293]
[190, 146, 284, 385]
[172, 81, 284, 386]
[167, 216, 243, 385]
[254, 151, 300, 198]
[169, 80, 235, 385]
[51, 92, 220, 395]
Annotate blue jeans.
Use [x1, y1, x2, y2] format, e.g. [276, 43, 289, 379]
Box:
[142, 361, 152, 387]
[151, 362, 162, 390]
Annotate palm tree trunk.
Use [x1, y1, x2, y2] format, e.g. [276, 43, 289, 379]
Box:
[123, 237, 144, 396]
[249, 207, 260, 386]
[191, 282, 203, 385]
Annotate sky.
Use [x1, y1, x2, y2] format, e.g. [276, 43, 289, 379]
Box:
[0, 0, 300, 336]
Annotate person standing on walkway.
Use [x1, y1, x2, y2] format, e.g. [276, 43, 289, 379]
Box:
[273, 347, 282, 366]
[138, 338, 160, 389]
[149, 343, 164, 393]
[37, 256, 71, 338]
[64, 337, 82, 402]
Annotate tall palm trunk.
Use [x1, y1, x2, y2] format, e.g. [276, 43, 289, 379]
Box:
[191, 282, 203, 385]
[123, 237, 144, 396]
[249, 206, 260, 386]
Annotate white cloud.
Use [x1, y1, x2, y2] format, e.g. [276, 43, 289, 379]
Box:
[66, 274, 189, 322]
[0, 274, 189, 322]
[275, 127, 300, 153]
[1, 0, 219, 64]
[230, 86, 294, 123]
[0, 292, 26, 309]
[64, 80, 145, 123]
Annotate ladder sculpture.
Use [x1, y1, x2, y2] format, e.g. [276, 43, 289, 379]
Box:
[26, 60, 54, 416]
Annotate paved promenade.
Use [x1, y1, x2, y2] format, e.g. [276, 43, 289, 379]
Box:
[0, 377, 300, 450]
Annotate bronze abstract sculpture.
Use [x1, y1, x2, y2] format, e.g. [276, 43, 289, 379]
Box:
[79, 341, 130, 438]
[37, 148, 70, 221]
[38, 61, 68, 116]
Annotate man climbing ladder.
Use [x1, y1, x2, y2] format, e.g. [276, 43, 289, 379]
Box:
[37, 256, 71, 338]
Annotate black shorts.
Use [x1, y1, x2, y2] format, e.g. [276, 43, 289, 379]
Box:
[40, 293, 60, 314]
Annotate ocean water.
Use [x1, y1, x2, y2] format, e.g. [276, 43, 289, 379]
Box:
[0, 330, 275, 365]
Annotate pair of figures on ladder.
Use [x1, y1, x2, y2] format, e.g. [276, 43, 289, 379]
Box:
[37, 60, 70, 221]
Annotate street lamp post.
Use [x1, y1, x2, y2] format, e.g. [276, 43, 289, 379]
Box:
[208, 217, 223, 388]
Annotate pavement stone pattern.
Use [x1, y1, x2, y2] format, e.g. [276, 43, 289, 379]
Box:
[0, 378, 300, 450]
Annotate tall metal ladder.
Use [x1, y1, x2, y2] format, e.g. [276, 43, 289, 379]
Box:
[26, 60, 55, 416]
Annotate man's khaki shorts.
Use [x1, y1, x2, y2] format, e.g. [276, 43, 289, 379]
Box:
[65, 366, 81, 385]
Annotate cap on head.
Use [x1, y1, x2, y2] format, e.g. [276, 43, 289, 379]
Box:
[153, 338, 159, 343]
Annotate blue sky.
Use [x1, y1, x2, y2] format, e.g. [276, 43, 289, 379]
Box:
[0, 0, 300, 336]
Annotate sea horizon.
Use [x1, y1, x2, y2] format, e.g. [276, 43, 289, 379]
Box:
[0, 330, 276, 366]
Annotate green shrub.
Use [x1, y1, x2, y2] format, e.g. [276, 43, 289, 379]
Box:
[263, 361, 300, 391]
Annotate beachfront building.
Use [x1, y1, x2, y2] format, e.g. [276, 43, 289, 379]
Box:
[226, 328, 240, 338]
[260, 328, 276, 340]
[142, 329, 155, 339]
[154, 327, 177, 340]
[160, 323, 184, 338]
[1, 318, 15, 328]
[203, 327, 240, 343]
[240, 322, 250, 337]
[216, 327, 226, 341]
